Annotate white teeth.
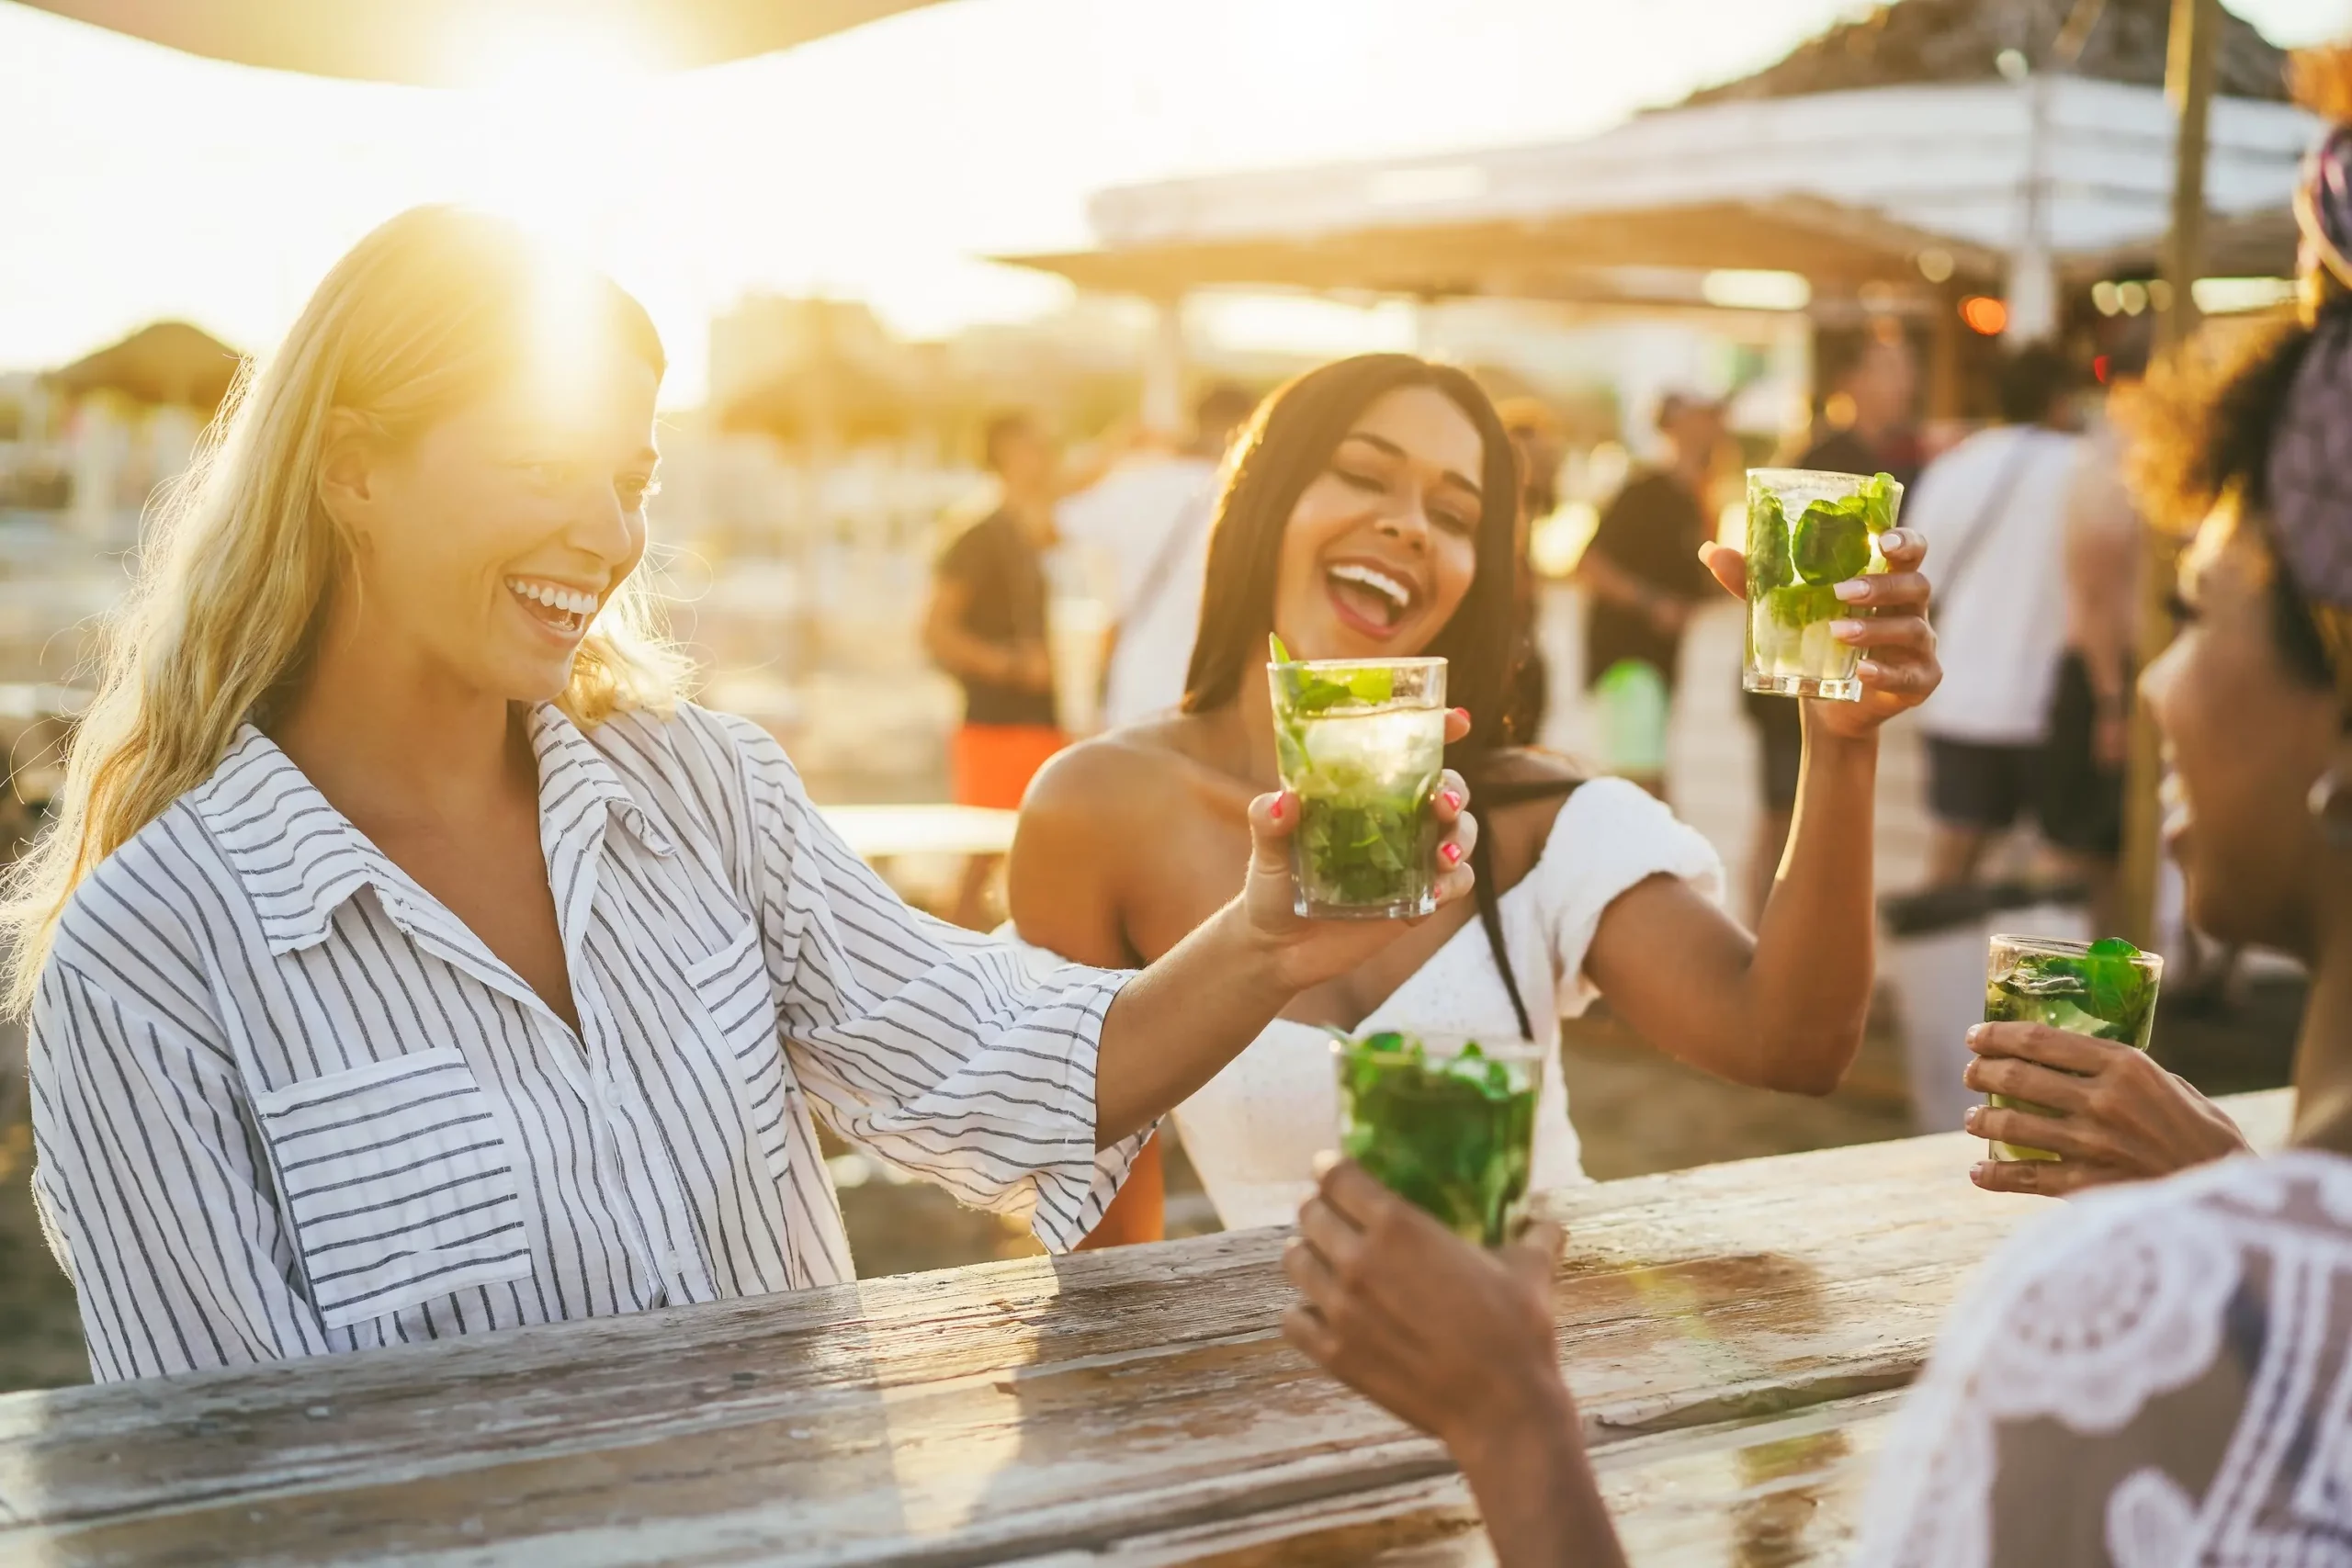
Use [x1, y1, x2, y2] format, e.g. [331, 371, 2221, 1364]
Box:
[1327, 562, 1412, 609]
[506, 578, 598, 620]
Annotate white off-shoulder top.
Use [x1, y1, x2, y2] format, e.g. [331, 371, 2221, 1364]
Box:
[1022, 776, 1724, 1230]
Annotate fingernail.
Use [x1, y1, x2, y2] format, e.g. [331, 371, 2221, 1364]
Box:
[1831, 619, 1867, 640]
[1440, 790, 1464, 812]
[1963, 1107, 1981, 1128]
[1965, 1024, 1984, 1043]
[1834, 581, 1869, 602]
[1450, 707, 1470, 724]
[1269, 795, 1286, 823]
[1857, 659, 1883, 681]
[1441, 841, 1464, 866]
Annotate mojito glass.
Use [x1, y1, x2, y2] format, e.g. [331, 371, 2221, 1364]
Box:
[1743, 468, 1903, 702]
[1267, 649, 1447, 919]
[1983, 934, 2164, 1162]
[1333, 1032, 1542, 1246]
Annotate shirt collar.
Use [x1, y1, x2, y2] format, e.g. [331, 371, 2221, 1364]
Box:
[522, 703, 676, 863]
[192, 705, 673, 956]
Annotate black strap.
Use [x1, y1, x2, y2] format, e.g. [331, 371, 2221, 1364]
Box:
[1928, 430, 2045, 627]
[1464, 772, 1585, 1043]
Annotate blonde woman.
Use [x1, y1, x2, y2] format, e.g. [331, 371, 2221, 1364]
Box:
[8, 208, 1476, 1382]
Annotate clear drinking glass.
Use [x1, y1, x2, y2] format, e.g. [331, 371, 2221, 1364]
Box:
[1266, 655, 1447, 919]
[1983, 934, 2164, 1162]
[1331, 1031, 1543, 1246]
[1742, 467, 1904, 702]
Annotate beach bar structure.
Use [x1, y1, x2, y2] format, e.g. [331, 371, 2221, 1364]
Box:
[1007, 0, 2319, 424]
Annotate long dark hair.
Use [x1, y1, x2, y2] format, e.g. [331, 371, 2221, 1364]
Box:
[1181, 355, 1524, 752]
[1180, 353, 1572, 1037]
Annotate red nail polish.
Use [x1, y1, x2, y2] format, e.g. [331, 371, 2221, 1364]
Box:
[1440, 790, 1463, 812]
[1441, 842, 1464, 866]
[1270, 795, 1287, 823]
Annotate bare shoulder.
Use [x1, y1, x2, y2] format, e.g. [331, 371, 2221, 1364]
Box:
[1012, 717, 1234, 963]
[1018, 717, 1217, 855]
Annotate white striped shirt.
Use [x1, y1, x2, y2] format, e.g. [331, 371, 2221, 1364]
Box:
[28, 702, 1138, 1382]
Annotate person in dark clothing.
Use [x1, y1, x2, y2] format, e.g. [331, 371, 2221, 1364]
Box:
[924, 410, 1064, 925]
[1744, 329, 1918, 918]
[1574, 392, 1724, 795]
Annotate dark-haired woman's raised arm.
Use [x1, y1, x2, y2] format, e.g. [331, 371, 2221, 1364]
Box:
[1577, 532, 1940, 1097]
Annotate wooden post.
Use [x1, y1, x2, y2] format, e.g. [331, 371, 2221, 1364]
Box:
[1140, 297, 1186, 437]
[2118, 0, 2216, 950]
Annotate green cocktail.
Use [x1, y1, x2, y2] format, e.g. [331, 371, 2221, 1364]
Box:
[1267, 641, 1447, 919]
[1983, 934, 2164, 1161]
[1332, 1032, 1541, 1246]
[1743, 468, 1902, 702]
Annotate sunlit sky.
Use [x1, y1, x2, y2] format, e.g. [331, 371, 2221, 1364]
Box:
[5, 0, 2347, 406]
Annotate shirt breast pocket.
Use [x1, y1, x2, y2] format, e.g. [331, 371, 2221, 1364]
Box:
[682, 919, 797, 1174]
[252, 1047, 532, 1331]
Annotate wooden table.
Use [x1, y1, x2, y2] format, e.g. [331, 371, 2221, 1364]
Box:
[0, 1092, 2291, 1566]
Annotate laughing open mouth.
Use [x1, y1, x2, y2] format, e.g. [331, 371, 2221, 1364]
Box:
[1325, 561, 1418, 633]
[506, 576, 600, 637]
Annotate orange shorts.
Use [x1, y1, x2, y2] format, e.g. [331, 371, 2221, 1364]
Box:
[950, 723, 1065, 810]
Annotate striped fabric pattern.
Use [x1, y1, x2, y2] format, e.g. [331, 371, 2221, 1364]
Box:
[28, 702, 1139, 1383]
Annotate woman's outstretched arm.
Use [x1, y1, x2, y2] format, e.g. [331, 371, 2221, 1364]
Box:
[1582, 533, 1940, 1095]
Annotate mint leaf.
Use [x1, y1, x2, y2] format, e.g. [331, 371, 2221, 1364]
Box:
[2083, 938, 2149, 1021]
[1767, 583, 1840, 629]
[1748, 491, 1793, 591]
[1269, 633, 1294, 665]
[1862, 472, 1899, 535]
[1346, 666, 1395, 705]
[1792, 500, 1871, 585]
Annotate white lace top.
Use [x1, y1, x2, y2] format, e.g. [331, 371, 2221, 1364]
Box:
[1157, 777, 1724, 1230]
[1857, 1149, 2352, 1566]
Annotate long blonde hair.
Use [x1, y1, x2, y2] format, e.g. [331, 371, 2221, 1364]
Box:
[2, 207, 689, 1012]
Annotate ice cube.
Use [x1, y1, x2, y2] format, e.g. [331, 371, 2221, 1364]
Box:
[1302, 706, 1443, 779]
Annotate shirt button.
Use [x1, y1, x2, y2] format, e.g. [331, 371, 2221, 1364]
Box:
[601, 1080, 630, 1110]
[664, 1251, 691, 1275]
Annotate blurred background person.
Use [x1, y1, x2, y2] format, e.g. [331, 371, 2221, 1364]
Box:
[1907, 344, 2087, 893]
[1744, 324, 1922, 919]
[2052, 322, 2156, 935]
[1572, 390, 1724, 797]
[1498, 398, 1567, 746]
[924, 410, 1064, 926]
[1058, 383, 1257, 731]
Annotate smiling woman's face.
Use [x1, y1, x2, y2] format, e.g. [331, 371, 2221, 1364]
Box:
[327, 351, 661, 703]
[2142, 503, 2341, 951]
[1269, 384, 1487, 661]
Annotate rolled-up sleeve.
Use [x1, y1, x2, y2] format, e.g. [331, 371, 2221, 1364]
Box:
[28, 959, 330, 1382]
[720, 718, 1144, 1251]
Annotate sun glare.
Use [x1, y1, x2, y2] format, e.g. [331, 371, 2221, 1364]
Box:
[450, 21, 660, 252]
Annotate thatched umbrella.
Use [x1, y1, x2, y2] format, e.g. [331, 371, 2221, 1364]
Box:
[9, 1, 942, 85]
[1681, 0, 2289, 105]
[47, 321, 243, 412]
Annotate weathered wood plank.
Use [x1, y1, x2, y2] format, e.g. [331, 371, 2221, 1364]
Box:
[1005, 1393, 1900, 1567]
[0, 1094, 2292, 1566]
